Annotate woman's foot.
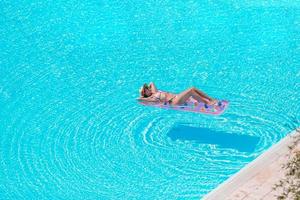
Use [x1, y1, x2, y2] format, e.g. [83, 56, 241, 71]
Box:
[207, 99, 217, 105]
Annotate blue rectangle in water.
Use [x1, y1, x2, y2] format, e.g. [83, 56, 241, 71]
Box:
[167, 125, 259, 153]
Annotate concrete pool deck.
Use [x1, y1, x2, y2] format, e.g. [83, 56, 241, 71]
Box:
[203, 129, 300, 200]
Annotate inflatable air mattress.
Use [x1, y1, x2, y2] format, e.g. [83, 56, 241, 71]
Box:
[138, 95, 229, 115]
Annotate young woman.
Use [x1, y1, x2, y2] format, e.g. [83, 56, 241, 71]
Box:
[138, 82, 216, 105]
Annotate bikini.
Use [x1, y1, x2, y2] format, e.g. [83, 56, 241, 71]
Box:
[153, 91, 176, 104]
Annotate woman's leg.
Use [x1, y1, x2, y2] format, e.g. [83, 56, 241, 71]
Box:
[172, 88, 211, 105]
[191, 87, 213, 101]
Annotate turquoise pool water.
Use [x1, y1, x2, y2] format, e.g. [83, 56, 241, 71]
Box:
[0, 1, 299, 199]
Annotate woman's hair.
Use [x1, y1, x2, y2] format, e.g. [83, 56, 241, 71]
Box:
[141, 83, 151, 97]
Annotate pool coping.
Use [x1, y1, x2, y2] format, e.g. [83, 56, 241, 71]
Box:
[203, 128, 300, 200]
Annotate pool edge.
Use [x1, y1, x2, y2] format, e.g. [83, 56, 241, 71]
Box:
[203, 128, 300, 200]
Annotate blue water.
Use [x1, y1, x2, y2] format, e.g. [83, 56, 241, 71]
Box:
[0, 0, 299, 199]
[168, 124, 260, 152]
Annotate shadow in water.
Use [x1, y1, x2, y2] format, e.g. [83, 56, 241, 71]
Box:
[167, 124, 259, 153]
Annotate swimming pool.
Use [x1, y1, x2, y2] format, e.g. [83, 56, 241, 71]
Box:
[0, 0, 299, 199]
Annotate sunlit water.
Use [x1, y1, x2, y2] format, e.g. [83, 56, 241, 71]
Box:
[0, 1, 299, 199]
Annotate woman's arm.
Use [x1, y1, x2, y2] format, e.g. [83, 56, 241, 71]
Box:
[137, 96, 158, 102]
[149, 82, 158, 93]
